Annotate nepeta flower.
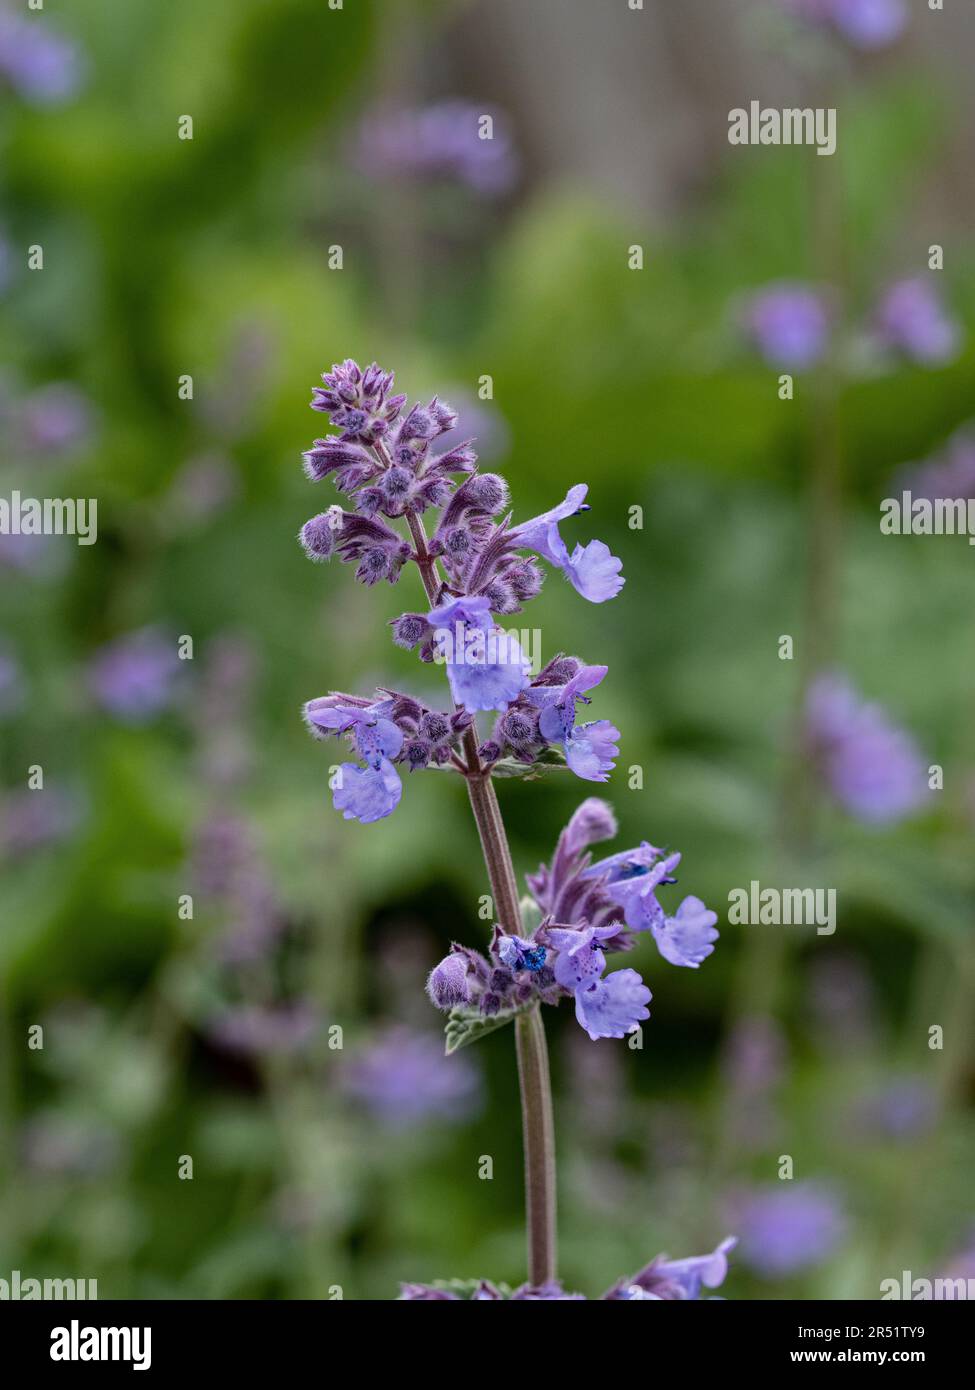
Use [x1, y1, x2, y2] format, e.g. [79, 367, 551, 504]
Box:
[604, 1237, 737, 1300]
[529, 664, 620, 781]
[780, 0, 907, 50]
[428, 594, 531, 712]
[547, 925, 651, 1040]
[874, 279, 961, 366]
[342, 1026, 482, 1128]
[401, 1238, 735, 1300]
[806, 673, 930, 824]
[742, 283, 829, 369]
[731, 1183, 845, 1278]
[303, 691, 470, 824]
[0, 5, 86, 105]
[355, 100, 519, 198]
[509, 485, 624, 603]
[87, 628, 182, 723]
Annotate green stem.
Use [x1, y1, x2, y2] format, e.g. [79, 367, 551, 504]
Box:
[403, 502, 558, 1286]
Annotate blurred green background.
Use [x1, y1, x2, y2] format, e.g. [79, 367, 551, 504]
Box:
[1, 0, 973, 1299]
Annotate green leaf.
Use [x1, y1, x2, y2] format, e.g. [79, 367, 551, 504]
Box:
[490, 745, 568, 780]
[444, 1001, 535, 1055]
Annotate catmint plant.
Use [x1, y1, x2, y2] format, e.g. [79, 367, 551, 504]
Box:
[298, 359, 733, 1297]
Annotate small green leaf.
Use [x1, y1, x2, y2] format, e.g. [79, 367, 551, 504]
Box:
[444, 1001, 535, 1055]
[490, 746, 568, 780]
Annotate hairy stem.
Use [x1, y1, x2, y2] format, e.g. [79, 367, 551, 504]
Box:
[404, 501, 558, 1285]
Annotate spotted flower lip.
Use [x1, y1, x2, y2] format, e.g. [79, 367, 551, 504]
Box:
[333, 759, 402, 823]
[529, 665, 619, 781]
[427, 594, 531, 713]
[545, 924, 651, 1040]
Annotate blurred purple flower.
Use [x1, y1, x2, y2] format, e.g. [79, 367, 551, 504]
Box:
[20, 382, 94, 457]
[895, 427, 975, 504]
[0, 531, 66, 578]
[356, 100, 518, 197]
[0, 786, 81, 859]
[779, 0, 907, 49]
[343, 1026, 482, 1128]
[731, 1182, 846, 1278]
[0, 642, 25, 717]
[20, 1112, 120, 1177]
[88, 627, 182, 723]
[874, 278, 961, 366]
[855, 1077, 938, 1141]
[434, 392, 509, 465]
[207, 1001, 319, 1058]
[742, 283, 830, 370]
[0, 6, 86, 105]
[0, 226, 10, 294]
[806, 672, 930, 824]
[164, 453, 239, 530]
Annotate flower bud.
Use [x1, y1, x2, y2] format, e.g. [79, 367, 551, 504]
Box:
[299, 511, 341, 562]
[426, 953, 471, 1010]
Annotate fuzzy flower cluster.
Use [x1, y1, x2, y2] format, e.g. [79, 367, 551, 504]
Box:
[400, 1237, 736, 1300]
[427, 798, 719, 1041]
[299, 359, 624, 824]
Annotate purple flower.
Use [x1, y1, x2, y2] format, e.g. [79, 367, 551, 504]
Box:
[530, 664, 620, 781]
[303, 690, 471, 824]
[874, 279, 961, 366]
[583, 842, 679, 931]
[510, 485, 624, 603]
[547, 925, 651, 1040]
[310, 359, 406, 443]
[732, 1183, 846, 1278]
[0, 786, 81, 859]
[855, 1078, 937, 1141]
[653, 895, 720, 969]
[895, 428, 975, 504]
[333, 759, 402, 824]
[806, 673, 930, 824]
[20, 382, 94, 457]
[355, 100, 519, 198]
[0, 6, 86, 105]
[207, 1001, 319, 1058]
[605, 1236, 737, 1300]
[779, 0, 906, 49]
[426, 952, 473, 1009]
[0, 643, 26, 717]
[88, 628, 182, 723]
[428, 594, 531, 713]
[343, 1026, 482, 1128]
[742, 283, 829, 370]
